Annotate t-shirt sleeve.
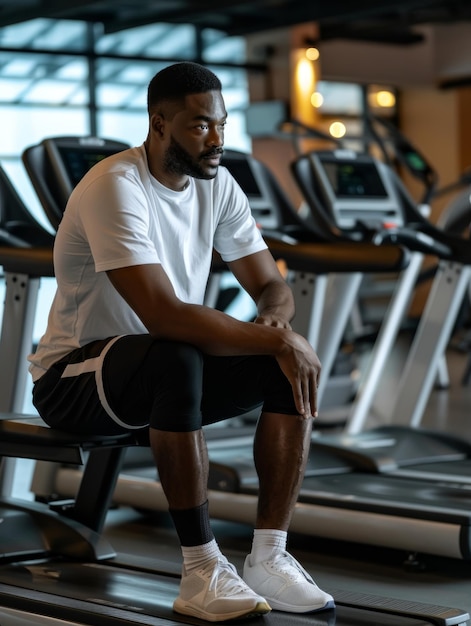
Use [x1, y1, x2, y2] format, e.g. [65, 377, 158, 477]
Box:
[213, 167, 267, 263]
[75, 171, 160, 272]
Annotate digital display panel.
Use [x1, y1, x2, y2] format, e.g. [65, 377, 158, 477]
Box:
[309, 151, 404, 229]
[57, 146, 123, 187]
[41, 137, 130, 213]
[223, 156, 264, 199]
[320, 159, 389, 199]
[221, 152, 279, 230]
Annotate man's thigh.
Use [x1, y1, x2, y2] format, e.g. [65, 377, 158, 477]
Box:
[201, 354, 295, 425]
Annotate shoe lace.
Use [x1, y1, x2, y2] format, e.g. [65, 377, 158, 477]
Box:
[269, 551, 310, 583]
[209, 559, 251, 596]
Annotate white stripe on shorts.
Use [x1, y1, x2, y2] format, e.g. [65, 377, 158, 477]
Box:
[62, 335, 145, 430]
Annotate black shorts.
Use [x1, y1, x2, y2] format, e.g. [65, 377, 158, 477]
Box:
[32, 335, 297, 436]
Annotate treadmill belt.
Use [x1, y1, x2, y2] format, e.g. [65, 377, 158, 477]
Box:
[0, 606, 85, 625]
[393, 460, 471, 483]
[208, 443, 354, 492]
[298, 473, 471, 521]
[0, 561, 459, 626]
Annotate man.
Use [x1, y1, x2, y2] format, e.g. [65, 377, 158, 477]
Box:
[29, 61, 334, 622]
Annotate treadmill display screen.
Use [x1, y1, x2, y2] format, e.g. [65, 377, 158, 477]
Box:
[320, 159, 389, 199]
[223, 157, 264, 199]
[220, 153, 278, 230]
[309, 151, 404, 230]
[39, 137, 130, 220]
[57, 146, 123, 188]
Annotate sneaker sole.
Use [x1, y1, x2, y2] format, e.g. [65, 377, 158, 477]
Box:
[173, 599, 272, 622]
[267, 598, 336, 613]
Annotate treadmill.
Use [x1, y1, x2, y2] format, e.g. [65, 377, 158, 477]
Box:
[290, 149, 471, 480]
[1, 150, 467, 626]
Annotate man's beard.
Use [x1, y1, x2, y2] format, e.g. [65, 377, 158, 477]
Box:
[163, 135, 223, 180]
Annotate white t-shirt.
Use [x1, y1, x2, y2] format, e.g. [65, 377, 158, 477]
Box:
[28, 144, 267, 381]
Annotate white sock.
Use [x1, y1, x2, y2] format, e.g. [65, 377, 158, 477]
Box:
[249, 529, 287, 565]
[181, 539, 222, 573]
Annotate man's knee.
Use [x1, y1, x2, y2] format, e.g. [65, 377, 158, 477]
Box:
[154, 341, 203, 377]
[148, 341, 204, 431]
[260, 356, 298, 415]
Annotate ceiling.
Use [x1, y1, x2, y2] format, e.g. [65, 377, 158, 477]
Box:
[0, 0, 470, 44]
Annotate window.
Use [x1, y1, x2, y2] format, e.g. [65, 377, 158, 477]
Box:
[0, 18, 252, 227]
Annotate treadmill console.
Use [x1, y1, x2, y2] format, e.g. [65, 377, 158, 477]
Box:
[43, 136, 129, 210]
[221, 152, 278, 230]
[309, 150, 404, 230]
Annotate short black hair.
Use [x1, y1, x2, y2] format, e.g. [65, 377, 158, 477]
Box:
[147, 62, 222, 113]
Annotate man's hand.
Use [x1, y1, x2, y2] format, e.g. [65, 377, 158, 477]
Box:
[275, 331, 321, 419]
[254, 313, 292, 330]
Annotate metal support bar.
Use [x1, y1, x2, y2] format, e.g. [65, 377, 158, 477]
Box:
[346, 252, 424, 434]
[390, 261, 471, 428]
[315, 273, 363, 407]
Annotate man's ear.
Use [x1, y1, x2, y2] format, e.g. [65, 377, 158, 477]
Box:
[150, 113, 165, 139]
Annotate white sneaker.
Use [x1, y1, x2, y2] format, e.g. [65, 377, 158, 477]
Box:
[174, 556, 271, 622]
[243, 551, 335, 613]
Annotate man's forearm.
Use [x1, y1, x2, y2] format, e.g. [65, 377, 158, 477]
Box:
[151, 300, 290, 357]
[256, 280, 295, 323]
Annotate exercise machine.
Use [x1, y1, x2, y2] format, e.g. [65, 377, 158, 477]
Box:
[291, 148, 471, 438]
[22, 135, 130, 230]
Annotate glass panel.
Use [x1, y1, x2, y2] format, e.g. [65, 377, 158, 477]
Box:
[95, 58, 160, 109]
[97, 110, 148, 147]
[96, 23, 196, 59]
[1, 56, 39, 77]
[22, 79, 82, 104]
[0, 77, 32, 101]
[0, 106, 89, 157]
[97, 83, 143, 108]
[225, 112, 251, 152]
[0, 51, 88, 105]
[202, 29, 246, 63]
[0, 18, 88, 52]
